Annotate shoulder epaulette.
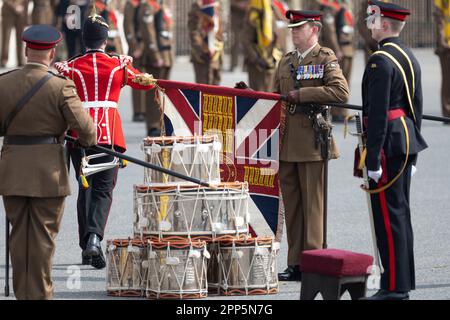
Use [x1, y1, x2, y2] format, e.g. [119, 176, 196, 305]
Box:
[319, 47, 334, 55]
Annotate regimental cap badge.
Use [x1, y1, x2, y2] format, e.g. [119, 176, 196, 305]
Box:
[87, 1, 109, 29]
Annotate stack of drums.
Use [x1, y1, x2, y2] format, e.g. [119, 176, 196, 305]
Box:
[106, 135, 279, 299]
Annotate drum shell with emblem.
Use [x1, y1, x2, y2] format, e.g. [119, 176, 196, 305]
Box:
[216, 237, 279, 296]
[106, 239, 148, 297]
[145, 240, 209, 299]
[133, 182, 250, 239]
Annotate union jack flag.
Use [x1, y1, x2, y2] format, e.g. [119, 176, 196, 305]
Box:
[156, 80, 283, 238]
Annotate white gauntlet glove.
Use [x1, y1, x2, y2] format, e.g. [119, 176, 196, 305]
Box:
[368, 167, 383, 183]
[411, 165, 417, 177]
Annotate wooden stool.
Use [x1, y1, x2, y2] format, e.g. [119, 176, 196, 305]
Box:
[299, 249, 374, 300]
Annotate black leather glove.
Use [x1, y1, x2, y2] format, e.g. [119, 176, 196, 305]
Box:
[234, 81, 251, 90]
[286, 90, 301, 104]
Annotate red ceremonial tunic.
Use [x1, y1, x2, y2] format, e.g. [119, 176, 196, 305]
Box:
[55, 51, 154, 152]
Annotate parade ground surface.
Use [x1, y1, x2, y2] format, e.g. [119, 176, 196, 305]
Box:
[0, 49, 449, 300]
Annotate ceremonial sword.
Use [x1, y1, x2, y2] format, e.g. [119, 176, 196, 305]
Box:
[4, 217, 9, 297]
[351, 114, 383, 278]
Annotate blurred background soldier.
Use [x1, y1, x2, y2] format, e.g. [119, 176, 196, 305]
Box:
[140, 0, 173, 136]
[229, 0, 249, 72]
[315, 0, 342, 60]
[1, 0, 29, 67]
[95, 0, 123, 54]
[273, 0, 290, 54]
[333, 0, 354, 121]
[188, 0, 224, 85]
[31, 0, 57, 25]
[335, 0, 354, 83]
[242, 0, 282, 91]
[434, 0, 450, 119]
[308, 0, 352, 122]
[123, 0, 146, 121]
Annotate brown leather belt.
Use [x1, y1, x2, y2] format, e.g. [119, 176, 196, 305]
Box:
[3, 135, 60, 145]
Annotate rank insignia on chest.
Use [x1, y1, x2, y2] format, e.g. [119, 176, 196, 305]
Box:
[296, 64, 324, 80]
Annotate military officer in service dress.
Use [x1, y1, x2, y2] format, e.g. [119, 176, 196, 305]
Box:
[274, 10, 349, 281]
[360, 1, 427, 300]
[0, 25, 97, 299]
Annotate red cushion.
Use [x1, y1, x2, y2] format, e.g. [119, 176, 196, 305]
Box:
[300, 249, 374, 277]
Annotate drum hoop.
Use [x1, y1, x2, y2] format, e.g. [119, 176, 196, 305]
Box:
[135, 181, 249, 193]
[107, 238, 147, 248]
[217, 237, 274, 247]
[220, 287, 278, 296]
[147, 240, 206, 250]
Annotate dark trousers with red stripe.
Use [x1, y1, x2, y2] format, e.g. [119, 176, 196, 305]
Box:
[369, 154, 416, 293]
[69, 147, 119, 250]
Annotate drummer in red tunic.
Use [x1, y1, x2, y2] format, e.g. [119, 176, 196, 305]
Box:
[55, 7, 156, 269]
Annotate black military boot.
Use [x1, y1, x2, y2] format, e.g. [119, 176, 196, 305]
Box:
[278, 266, 302, 282]
[81, 250, 92, 265]
[85, 233, 106, 269]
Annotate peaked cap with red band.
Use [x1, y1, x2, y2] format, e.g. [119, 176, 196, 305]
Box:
[368, 0, 410, 22]
[285, 10, 323, 28]
[22, 24, 62, 50]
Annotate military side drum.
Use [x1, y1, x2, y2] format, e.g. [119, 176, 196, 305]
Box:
[106, 239, 147, 297]
[216, 237, 279, 296]
[133, 182, 250, 239]
[145, 240, 209, 299]
[142, 135, 221, 185]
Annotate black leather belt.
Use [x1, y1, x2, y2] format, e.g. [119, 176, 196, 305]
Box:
[287, 103, 324, 115]
[3, 135, 59, 145]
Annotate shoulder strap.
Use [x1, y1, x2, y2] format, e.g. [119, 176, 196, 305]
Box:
[2, 73, 53, 135]
[372, 44, 417, 123]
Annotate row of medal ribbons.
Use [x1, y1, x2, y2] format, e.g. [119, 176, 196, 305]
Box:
[296, 64, 325, 80]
